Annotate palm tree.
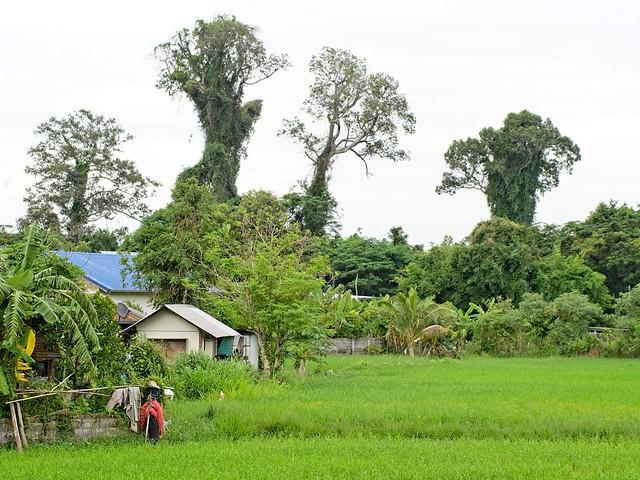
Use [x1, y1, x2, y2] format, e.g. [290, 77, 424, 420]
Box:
[0, 226, 100, 398]
[383, 288, 455, 357]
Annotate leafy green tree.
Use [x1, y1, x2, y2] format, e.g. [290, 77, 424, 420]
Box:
[328, 234, 413, 297]
[280, 47, 415, 234]
[125, 179, 223, 307]
[517, 292, 551, 340]
[382, 288, 455, 357]
[609, 284, 640, 357]
[533, 247, 611, 307]
[0, 227, 100, 397]
[205, 192, 329, 376]
[436, 111, 580, 224]
[282, 184, 339, 235]
[76, 228, 125, 252]
[556, 202, 640, 294]
[473, 299, 528, 356]
[615, 283, 640, 319]
[23, 110, 159, 242]
[388, 226, 409, 246]
[399, 218, 539, 308]
[155, 15, 289, 199]
[545, 292, 602, 353]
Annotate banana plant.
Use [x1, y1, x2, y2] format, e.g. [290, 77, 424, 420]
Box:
[0, 226, 100, 398]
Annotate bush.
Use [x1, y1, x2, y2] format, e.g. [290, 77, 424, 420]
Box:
[545, 293, 602, 354]
[171, 352, 255, 400]
[125, 335, 169, 382]
[473, 300, 529, 356]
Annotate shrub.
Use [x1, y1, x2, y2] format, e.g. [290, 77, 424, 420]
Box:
[545, 293, 602, 354]
[473, 300, 529, 356]
[125, 335, 169, 382]
[171, 352, 255, 400]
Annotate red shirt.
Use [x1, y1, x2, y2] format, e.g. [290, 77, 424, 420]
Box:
[139, 400, 165, 436]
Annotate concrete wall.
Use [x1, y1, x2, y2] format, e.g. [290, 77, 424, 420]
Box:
[0, 414, 125, 444]
[109, 292, 154, 314]
[329, 337, 384, 355]
[136, 309, 201, 352]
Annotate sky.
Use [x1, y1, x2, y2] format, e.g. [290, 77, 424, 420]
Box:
[1, 0, 639, 246]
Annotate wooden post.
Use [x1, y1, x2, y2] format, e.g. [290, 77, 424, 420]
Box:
[9, 403, 23, 453]
[15, 402, 28, 448]
[351, 338, 355, 355]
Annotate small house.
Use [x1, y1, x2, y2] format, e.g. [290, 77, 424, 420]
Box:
[57, 251, 154, 313]
[123, 304, 241, 360]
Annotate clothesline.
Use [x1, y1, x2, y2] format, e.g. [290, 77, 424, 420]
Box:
[5, 385, 142, 405]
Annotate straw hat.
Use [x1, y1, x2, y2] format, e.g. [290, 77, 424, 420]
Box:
[147, 380, 160, 389]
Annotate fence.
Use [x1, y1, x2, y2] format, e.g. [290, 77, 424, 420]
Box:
[0, 414, 126, 445]
[329, 337, 384, 355]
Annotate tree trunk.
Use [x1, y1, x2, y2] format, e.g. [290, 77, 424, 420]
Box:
[67, 161, 90, 243]
[256, 333, 271, 377]
[407, 342, 415, 357]
[308, 153, 333, 197]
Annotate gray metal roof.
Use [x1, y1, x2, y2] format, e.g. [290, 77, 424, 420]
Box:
[124, 304, 240, 338]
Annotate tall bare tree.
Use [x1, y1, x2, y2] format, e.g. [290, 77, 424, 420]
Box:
[280, 47, 415, 233]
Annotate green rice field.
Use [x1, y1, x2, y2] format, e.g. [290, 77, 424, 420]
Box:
[2, 356, 640, 479]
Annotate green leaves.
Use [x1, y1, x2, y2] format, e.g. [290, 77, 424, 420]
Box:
[280, 47, 415, 233]
[328, 234, 414, 297]
[0, 226, 101, 398]
[204, 192, 329, 375]
[7, 270, 33, 289]
[155, 16, 288, 199]
[437, 111, 580, 225]
[23, 110, 158, 241]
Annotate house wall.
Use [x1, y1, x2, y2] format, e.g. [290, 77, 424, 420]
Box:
[236, 332, 259, 368]
[108, 292, 154, 314]
[135, 310, 201, 353]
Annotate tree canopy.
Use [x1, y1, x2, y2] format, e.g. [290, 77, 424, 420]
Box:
[124, 179, 224, 307]
[22, 110, 158, 242]
[327, 234, 414, 297]
[436, 111, 581, 224]
[554, 202, 640, 294]
[155, 15, 289, 200]
[0, 227, 100, 397]
[204, 191, 329, 376]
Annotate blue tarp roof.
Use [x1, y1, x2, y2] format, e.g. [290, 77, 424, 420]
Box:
[56, 251, 147, 293]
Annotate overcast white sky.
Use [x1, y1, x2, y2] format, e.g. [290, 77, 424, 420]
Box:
[1, 0, 639, 246]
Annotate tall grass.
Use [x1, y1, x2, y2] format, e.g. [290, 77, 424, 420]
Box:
[3, 437, 640, 479]
[181, 355, 640, 440]
[3, 356, 640, 479]
[169, 352, 256, 400]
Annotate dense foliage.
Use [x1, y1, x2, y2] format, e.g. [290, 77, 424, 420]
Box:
[22, 109, 158, 242]
[436, 111, 580, 224]
[170, 351, 255, 399]
[553, 202, 640, 294]
[327, 234, 414, 297]
[155, 15, 288, 199]
[124, 179, 222, 307]
[205, 192, 330, 376]
[399, 217, 611, 309]
[0, 228, 100, 397]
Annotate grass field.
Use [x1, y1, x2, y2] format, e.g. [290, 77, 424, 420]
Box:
[2, 356, 640, 479]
